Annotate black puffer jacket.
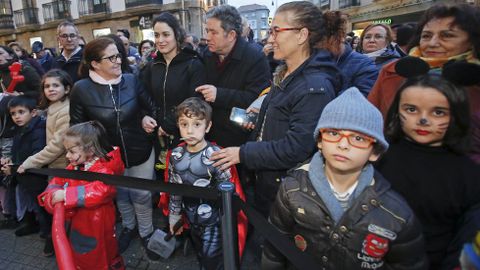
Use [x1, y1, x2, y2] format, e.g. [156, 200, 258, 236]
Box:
[262, 166, 428, 270]
[141, 47, 205, 147]
[239, 50, 341, 216]
[70, 73, 155, 167]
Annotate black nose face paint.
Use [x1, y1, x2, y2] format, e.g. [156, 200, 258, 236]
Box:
[419, 118, 428, 125]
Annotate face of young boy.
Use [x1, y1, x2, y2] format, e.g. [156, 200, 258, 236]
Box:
[398, 86, 450, 147]
[178, 114, 211, 152]
[64, 140, 92, 166]
[9, 106, 35, 127]
[318, 129, 379, 175]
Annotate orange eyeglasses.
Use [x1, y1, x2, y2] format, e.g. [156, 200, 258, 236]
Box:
[320, 129, 376, 149]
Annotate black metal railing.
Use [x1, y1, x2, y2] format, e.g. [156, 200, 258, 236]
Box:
[0, 0, 14, 29]
[339, 0, 360, 9]
[43, 0, 71, 22]
[125, 0, 162, 8]
[13, 7, 38, 27]
[78, 0, 109, 16]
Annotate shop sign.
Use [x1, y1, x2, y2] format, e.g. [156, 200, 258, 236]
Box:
[373, 18, 392, 25]
[139, 15, 152, 29]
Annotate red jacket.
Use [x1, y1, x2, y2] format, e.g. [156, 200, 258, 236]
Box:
[39, 147, 125, 270]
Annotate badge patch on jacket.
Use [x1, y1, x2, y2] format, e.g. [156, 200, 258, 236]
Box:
[357, 232, 389, 269]
[294, 234, 307, 251]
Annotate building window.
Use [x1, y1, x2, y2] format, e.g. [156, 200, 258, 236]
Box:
[78, 0, 109, 15]
[43, 1, 71, 23]
[125, 0, 163, 8]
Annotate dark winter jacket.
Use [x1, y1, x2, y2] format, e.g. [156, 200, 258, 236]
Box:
[53, 48, 83, 83]
[337, 43, 378, 97]
[203, 37, 270, 147]
[12, 116, 47, 193]
[70, 73, 155, 168]
[239, 50, 340, 216]
[262, 164, 428, 270]
[372, 46, 401, 69]
[0, 61, 41, 139]
[141, 47, 206, 147]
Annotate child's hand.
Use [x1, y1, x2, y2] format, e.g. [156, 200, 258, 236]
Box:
[170, 224, 183, 236]
[51, 190, 66, 204]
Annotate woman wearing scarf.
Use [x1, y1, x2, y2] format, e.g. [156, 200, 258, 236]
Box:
[357, 23, 401, 69]
[368, 4, 480, 163]
[70, 37, 159, 258]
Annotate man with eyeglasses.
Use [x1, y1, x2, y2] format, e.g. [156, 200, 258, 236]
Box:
[195, 5, 270, 148]
[53, 21, 83, 82]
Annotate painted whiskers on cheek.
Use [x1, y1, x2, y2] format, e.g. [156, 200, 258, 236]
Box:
[399, 113, 407, 126]
[436, 121, 449, 134]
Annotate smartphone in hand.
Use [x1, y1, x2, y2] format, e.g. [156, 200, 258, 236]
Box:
[230, 107, 258, 125]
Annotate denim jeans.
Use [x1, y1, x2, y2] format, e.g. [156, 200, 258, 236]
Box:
[116, 149, 155, 238]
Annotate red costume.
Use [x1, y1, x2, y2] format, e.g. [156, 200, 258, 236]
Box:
[39, 147, 125, 270]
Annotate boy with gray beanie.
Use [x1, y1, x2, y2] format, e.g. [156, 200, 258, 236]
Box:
[262, 87, 428, 269]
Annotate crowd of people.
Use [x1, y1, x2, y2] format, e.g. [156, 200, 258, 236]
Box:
[0, 1, 479, 270]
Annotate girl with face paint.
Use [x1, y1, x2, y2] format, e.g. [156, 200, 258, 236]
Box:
[375, 74, 480, 270]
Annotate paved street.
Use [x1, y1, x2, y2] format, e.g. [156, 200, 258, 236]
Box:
[0, 210, 260, 270]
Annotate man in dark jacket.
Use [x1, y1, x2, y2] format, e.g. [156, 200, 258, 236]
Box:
[53, 21, 83, 83]
[195, 5, 270, 148]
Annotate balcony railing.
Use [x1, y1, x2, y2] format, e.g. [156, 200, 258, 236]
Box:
[14, 7, 39, 27]
[339, 0, 360, 9]
[43, 0, 71, 23]
[0, 0, 13, 29]
[78, 0, 109, 16]
[125, 0, 163, 9]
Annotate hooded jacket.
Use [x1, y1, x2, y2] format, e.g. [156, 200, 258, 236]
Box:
[239, 49, 341, 216]
[141, 47, 206, 146]
[39, 147, 125, 270]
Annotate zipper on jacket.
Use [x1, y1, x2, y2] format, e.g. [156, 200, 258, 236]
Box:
[109, 84, 129, 167]
[162, 63, 169, 125]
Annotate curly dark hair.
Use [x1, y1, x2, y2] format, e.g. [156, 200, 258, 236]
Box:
[408, 4, 480, 58]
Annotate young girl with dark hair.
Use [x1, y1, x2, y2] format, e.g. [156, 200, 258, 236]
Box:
[39, 121, 125, 269]
[376, 74, 480, 270]
[19, 69, 72, 173]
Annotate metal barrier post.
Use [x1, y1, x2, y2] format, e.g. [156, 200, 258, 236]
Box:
[218, 181, 237, 270]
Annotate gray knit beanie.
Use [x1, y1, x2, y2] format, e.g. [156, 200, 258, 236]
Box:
[313, 87, 389, 152]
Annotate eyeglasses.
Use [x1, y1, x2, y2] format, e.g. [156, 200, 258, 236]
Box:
[59, 33, 78, 40]
[320, 129, 376, 149]
[268, 26, 302, 38]
[100, 53, 122, 63]
[364, 34, 386, 41]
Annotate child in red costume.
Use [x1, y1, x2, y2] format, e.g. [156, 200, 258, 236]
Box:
[39, 121, 125, 270]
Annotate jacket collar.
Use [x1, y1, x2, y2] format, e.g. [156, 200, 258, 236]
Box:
[57, 47, 83, 63]
[47, 98, 69, 115]
[153, 47, 199, 65]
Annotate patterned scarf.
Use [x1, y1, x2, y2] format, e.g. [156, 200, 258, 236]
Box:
[409, 47, 480, 71]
